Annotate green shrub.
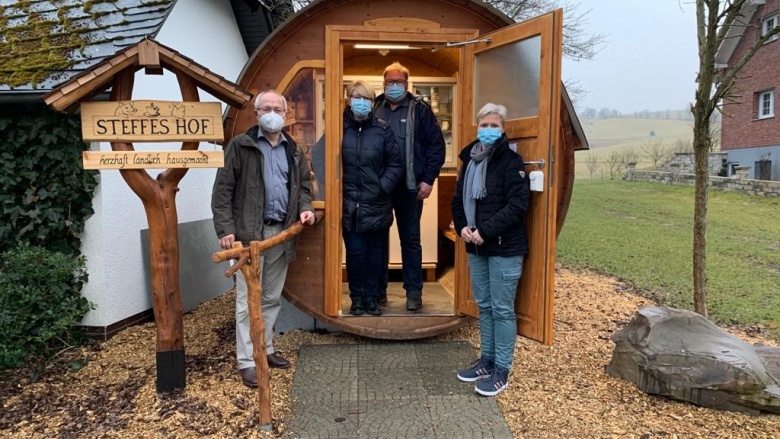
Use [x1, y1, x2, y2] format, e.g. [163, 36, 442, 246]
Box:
[0, 103, 98, 255]
[0, 245, 93, 370]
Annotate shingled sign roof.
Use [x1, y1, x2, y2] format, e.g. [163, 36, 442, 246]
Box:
[0, 0, 177, 93]
[43, 38, 253, 113]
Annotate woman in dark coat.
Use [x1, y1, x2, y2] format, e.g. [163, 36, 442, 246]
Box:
[451, 103, 530, 396]
[342, 80, 403, 316]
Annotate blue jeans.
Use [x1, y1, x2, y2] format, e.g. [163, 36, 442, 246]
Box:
[468, 254, 524, 370]
[381, 186, 423, 297]
[343, 227, 385, 304]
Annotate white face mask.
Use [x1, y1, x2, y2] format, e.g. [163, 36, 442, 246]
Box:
[258, 112, 284, 133]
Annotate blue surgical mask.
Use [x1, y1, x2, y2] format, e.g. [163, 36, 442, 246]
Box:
[477, 127, 503, 146]
[350, 98, 372, 118]
[384, 84, 406, 101]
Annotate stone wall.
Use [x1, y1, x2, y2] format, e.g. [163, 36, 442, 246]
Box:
[625, 162, 780, 198]
[657, 152, 726, 175]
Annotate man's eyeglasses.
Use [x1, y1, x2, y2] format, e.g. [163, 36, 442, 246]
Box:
[383, 80, 407, 86]
[256, 106, 286, 115]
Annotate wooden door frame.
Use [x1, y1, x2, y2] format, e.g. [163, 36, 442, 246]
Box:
[455, 10, 563, 344]
[323, 24, 479, 317]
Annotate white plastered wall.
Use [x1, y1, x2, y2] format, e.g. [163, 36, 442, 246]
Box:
[80, 0, 249, 326]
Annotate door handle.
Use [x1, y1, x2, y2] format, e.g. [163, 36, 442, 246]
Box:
[524, 159, 545, 169]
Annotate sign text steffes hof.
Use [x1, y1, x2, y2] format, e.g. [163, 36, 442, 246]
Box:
[80, 100, 224, 142]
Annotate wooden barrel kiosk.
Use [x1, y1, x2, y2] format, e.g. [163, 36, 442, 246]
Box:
[224, 0, 589, 344]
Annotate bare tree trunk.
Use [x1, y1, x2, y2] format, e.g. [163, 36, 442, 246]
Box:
[690, 0, 780, 316]
[692, 117, 709, 317]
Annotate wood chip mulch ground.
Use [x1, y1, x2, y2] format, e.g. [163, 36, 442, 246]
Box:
[1, 267, 778, 438]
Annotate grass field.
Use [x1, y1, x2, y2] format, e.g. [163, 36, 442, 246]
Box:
[557, 178, 780, 338]
[575, 118, 709, 178]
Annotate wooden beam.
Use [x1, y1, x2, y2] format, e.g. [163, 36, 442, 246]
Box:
[138, 39, 163, 75]
[44, 49, 140, 112]
[159, 48, 252, 109]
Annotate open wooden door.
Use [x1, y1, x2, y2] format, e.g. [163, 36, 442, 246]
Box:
[455, 9, 563, 344]
[323, 22, 480, 317]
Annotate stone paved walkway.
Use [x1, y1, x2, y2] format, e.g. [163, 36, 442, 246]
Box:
[285, 341, 513, 439]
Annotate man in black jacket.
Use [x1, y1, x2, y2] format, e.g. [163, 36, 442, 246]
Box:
[374, 62, 446, 311]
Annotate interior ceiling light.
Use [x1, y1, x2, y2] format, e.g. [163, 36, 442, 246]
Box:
[354, 44, 420, 50]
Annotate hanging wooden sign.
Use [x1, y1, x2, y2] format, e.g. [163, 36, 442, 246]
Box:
[80, 100, 224, 142]
[82, 150, 224, 169]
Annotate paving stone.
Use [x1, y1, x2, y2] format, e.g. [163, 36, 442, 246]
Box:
[291, 364, 358, 403]
[297, 344, 359, 372]
[283, 398, 360, 439]
[428, 395, 513, 438]
[358, 399, 436, 438]
[288, 341, 511, 438]
[415, 341, 475, 368]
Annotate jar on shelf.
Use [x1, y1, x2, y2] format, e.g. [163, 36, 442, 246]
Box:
[296, 101, 308, 120]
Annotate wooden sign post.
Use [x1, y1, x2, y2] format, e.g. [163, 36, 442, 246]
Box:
[44, 39, 252, 392]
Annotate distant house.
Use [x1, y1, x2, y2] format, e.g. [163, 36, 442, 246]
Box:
[717, 0, 780, 180]
[0, 0, 273, 339]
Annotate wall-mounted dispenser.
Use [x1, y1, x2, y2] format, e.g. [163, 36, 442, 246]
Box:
[529, 170, 544, 192]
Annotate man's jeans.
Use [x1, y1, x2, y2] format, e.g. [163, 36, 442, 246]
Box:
[343, 227, 385, 304]
[382, 186, 424, 297]
[467, 254, 524, 370]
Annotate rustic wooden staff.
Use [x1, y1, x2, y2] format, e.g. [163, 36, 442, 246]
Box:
[212, 211, 323, 428]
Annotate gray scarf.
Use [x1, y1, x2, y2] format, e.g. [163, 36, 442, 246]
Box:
[463, 142, 495, 228]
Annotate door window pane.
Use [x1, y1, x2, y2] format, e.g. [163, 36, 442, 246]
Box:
[474, 35, 541, 120]
[282, 68, 325, 200]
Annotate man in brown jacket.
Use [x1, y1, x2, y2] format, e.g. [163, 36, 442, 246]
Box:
[211, 91, 315, 388]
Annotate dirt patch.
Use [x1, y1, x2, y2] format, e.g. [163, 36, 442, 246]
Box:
[1, 267, 778, 438]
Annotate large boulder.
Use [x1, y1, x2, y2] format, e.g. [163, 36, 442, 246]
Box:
[606, 306, 780, 415]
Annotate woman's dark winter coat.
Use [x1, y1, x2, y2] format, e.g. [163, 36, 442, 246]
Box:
[341, 108, 403, 233]
[451, 134, 530, 256]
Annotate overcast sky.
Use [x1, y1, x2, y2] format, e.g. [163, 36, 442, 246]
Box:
[562, 0, 699, 114]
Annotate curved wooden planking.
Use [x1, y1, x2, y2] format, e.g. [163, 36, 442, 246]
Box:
[284, 292, 472, 340]
[556, 105, 576, 237]
[225, 0, 510, 140]
[282, 220, 472, 339]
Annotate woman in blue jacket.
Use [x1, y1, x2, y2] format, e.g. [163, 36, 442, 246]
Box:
[342, 80, 403, 316]
[451, 103, 530, 396]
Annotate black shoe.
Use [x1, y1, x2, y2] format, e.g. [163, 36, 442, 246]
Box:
[364, 301, 382, 316]
[239, 367, 258, 388]
[377, 293, 387, 305]
[349, 301, 364, 315]
[267, 353, 290, 369]
[406, 297, 422, 312]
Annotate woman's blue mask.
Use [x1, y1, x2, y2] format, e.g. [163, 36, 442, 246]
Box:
[350, 98, 372, 118]
[477, 127, 503, 146]
[384, 84, 406, 101]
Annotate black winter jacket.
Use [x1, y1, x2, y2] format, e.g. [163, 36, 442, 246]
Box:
[374, 92, 446, 191]
[341, 109, 403, 233]
[451, 135, 530, 257]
